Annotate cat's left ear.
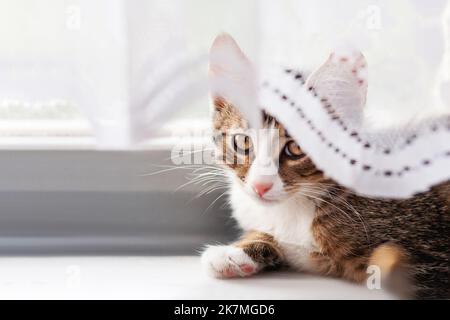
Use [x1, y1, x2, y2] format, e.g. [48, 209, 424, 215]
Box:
[209, 33, 260, 128]
[306, 49, 368, 124]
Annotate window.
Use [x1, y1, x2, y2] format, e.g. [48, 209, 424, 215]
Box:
[0, 0, 259, 148]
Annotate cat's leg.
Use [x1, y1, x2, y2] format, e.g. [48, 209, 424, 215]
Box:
[201, 231, 283, 279]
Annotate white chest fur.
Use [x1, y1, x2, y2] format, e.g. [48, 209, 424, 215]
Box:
[229, 183, 319, 271]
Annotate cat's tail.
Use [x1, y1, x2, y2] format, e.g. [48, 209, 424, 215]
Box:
[370, 242, 449, 299]
[369, 242, 414, 299]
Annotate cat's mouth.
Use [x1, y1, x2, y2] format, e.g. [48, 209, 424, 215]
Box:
[257, 197, 279, 204]
[247, 190, 287, 205]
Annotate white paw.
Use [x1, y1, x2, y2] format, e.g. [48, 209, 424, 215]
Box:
[201, 245, 260, 279]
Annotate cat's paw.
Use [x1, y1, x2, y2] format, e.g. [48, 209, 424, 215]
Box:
[201, 245, 260, 279]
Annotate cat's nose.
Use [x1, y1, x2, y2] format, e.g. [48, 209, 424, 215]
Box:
[253, 183, 273, 197]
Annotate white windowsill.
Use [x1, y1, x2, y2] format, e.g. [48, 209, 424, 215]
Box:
[0, 256, 394, 300]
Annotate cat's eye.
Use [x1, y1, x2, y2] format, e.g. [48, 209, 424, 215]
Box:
[232, 134, 253, 155]
[284, 140, 304, 160]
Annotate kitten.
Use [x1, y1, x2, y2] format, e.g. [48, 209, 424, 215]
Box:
[200, 34, 450, 299]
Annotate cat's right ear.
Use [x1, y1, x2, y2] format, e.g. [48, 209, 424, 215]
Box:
[305, 48, 368, 125]
[209, 34, 260, 128]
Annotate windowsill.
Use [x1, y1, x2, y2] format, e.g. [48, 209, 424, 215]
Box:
[0, 118, 220, 256]
[0, 256, 395, 299]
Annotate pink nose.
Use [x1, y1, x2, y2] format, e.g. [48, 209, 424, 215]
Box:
[253, 183, 273, 197]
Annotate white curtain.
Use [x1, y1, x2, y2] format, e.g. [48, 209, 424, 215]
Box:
[259, 0, 450, 115]
[0, 0, 209, 147]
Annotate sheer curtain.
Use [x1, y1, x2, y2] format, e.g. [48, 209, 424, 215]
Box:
[0, 0, 196, 147]
[259, 0, 449, 117]
[0, 0, 448, 197]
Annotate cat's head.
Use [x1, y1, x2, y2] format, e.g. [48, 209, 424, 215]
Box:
[209, 34, 367, 203]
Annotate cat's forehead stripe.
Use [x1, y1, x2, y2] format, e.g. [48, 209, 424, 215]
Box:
[262, 110, 289, 137]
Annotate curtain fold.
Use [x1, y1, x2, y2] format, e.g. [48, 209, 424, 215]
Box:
[0, 0, 208, 148]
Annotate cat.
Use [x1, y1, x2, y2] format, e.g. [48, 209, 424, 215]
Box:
[200, 34, 450, 299]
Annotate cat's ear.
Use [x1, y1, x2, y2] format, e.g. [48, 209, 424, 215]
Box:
[209, 33, 260, 128]
[306, 49, 368, 124]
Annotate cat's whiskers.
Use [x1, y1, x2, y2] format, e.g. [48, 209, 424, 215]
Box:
[195, 184, 229, 200]
[294, 183, 370, 245]
[304, 184, 369, 233]
[298, 191, 358, 256]
[143, 162, 230, 209]
[141, 164, 218, 177]
[296, 187, 355, 225]
[299, 181, 366, 197]
[175, 175, 221, 193]
[178, 166, 231, 206]
[202, 190, 230, 215]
